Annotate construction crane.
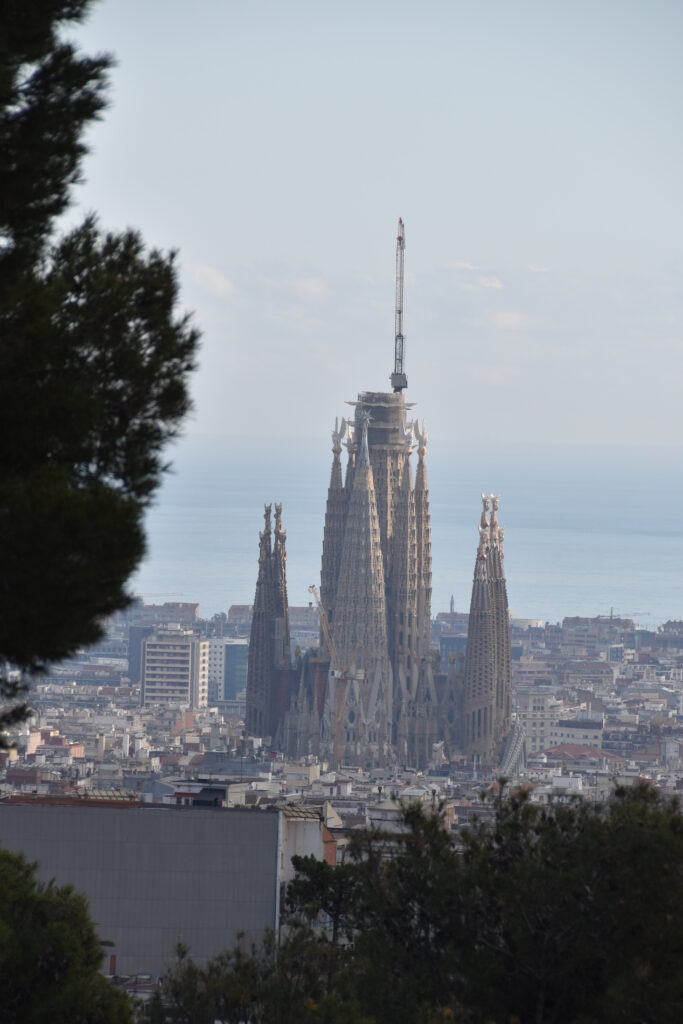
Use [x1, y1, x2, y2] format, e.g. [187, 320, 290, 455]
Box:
[308, 585, 359, 769]
[391, 217, 408, 393]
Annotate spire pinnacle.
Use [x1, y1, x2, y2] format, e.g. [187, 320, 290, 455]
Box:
[480, 493, 490, 531]
[489, 494, 500, 534]
[357, 411, 371, 466]
[329, 417, 345, 489]
[391, 217, 408, 393]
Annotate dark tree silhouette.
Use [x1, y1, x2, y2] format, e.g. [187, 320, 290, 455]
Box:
[0, 848, 132, 1023]
[0, 1, 199, 733]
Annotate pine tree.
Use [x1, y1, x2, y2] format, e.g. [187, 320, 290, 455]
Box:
[0, 1, 199, 733]
[1, 849, 133, 1023]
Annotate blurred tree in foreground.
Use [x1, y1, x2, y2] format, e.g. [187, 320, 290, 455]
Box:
[0, 1, 199, 734]
[0, 848, 132, 1024]
[155, 785, 683, 1024]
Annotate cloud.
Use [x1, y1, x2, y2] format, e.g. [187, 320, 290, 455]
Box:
[445, 259, 477, 271]
[290, 276, 330, 300]
[528, 265, 551, 274]
[455, 274, 503, 293]
[475, 275, 503, 290]
[490, 311, 536, 331]
[194, 265, 236, 297]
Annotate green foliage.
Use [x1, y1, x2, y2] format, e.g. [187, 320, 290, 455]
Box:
[158, 787, 683, 1024]
[0, 848, 132, 1023]
[287, 852, 362, 949]
[154, 931, 359, 1024]
[0, 1, 199, 732]
[0, 1, 111, 259]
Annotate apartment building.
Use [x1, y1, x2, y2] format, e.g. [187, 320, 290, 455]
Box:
[515, 688, 565, 755]
[141, 626, 208, 709]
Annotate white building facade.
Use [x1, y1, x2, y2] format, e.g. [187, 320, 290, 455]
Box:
[141, 626, 208, 709]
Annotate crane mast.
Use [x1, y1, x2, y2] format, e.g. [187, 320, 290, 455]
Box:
[391, 217, 407, 392]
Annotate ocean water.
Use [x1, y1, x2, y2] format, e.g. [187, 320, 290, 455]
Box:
[132, 438, 683, 628]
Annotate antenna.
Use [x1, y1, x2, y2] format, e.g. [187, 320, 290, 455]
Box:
[391, 217, 408, 392]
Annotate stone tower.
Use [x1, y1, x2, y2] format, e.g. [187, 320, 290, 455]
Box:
[461, 495, 512, 766]
[320, 418, 393, 767]
[317, 394, 437, 767]
[319, 417, 348, 653]
[245, 503, 291, 737]
[315, 222, 437, 768]
[250, 221, 447, 767]
[489, 496, 512, 747]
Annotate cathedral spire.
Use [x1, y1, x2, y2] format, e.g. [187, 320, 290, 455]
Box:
[414, 419, 428, 491]
[488, 498, 511, 748]
[329, 414, 393, 765]
[414, 419, 431, 660]
[480, 493, 490, 531]
[272, 502, 291, 669]
[463, 515, 496, 762]
[390, 437, 417, 677]
[330, 417, 345, 489]
[246, 504, 275, 737]
[488, 494, 501, 581]
[344, 422, 356, 496]
[320, 418, 350, 652]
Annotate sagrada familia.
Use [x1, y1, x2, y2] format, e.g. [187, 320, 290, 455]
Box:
[246, 222, 523, 773]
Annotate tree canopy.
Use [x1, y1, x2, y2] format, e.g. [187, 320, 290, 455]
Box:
[157, 784, 683, 1024]
[0, 1, 199, 730]
[0, 848, 132, 1024]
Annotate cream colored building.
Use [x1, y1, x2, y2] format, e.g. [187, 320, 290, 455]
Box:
[141, 626, 208, 709]
[548, 719, 603, 749]
[515, 689, 564, 755]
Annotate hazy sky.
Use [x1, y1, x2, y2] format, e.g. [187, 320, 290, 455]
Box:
[69, 1, 683, 450]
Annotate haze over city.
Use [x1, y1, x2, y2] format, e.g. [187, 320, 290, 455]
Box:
[62, 1, 683, 624]
[70, 0, 683, 448]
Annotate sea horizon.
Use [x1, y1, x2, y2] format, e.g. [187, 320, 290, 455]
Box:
[131, 434, 683, 630]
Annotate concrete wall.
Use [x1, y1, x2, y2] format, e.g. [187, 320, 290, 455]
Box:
[0, 803, 280, 979]
[279, 815, 325, 885]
